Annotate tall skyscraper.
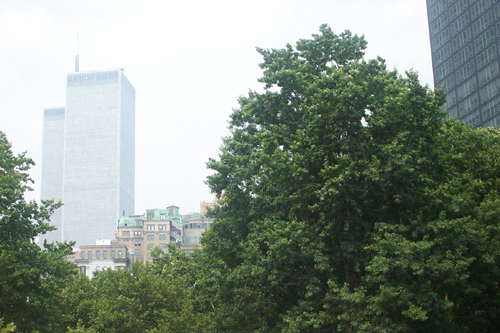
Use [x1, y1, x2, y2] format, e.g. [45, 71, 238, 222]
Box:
[40, 68, 135, 247]
[426, 0, 500, 129]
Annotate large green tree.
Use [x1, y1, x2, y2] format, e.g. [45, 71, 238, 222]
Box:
[61, 244, 217, 332]
[0, 131, 77, 332]
[203, 25, 500, 332]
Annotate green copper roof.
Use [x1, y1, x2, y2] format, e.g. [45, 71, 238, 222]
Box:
[117, 206, 184, 226]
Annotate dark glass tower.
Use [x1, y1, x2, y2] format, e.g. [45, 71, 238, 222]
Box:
[427, 0, 500, 129]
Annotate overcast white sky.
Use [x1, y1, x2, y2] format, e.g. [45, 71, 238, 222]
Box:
[0, 0, 434, 215]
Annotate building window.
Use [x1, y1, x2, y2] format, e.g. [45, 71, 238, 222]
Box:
[184, 224, 189, 229]
[135, 240, 141, 246]
[196, 223, 201, 228]
[81, 251, 85, 259]
[147, 243, 154, 250]
[147, 214, 154, 220]
[103, 266, 107, 270]
[454, 44, 473, 67]
[463, 110, 481, 128]
[111, 251, 115, 258]
[147, 234, 154, 240]
[134, 249, 141, 256]
[456, 77, 478, 100]
[134, 231, 142, 237]
[478, 61, 499, 86]
[458, 94, 479, 117]
[183, 236, 190, 243]
[194, 236, 198, 244]
[474, 27, 495, 53]
[103, 251, 107, 259]
[96, 266, 100, 271]
[160, 214, 165, 220]
[79, 266, 86, 274]
[88, 251, 92, 259]
[476, 44, 497, 69]
[118, 251, 122, 258]
[482, 97, 500, 120]
[96, 251, 100, 259]
[159, 234, 166, 240]
[159, 224, 166, 230]
[147, 225, 155, 231]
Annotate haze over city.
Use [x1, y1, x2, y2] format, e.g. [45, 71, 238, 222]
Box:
[5, 1, 500, 331]
[0, 0, 433, 214]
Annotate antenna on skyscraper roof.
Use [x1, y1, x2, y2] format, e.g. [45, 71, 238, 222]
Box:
[75, 33, 79, 72]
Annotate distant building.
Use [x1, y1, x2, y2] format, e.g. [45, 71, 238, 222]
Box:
[200, 195, 219, 217]
[68, 240, 130, 278]
[181, 213, 213, 253]
[40, 107, 65, 244]
[115, 205, 213, 261]
[116, 205, 183, 262]
[40, 68, 135, 247]
[426, 0, 500, 128]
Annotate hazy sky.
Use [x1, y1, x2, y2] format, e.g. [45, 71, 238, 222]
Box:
[0, 0, 433, 215]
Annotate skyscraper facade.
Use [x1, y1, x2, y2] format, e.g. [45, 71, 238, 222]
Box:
[40, 107, 65, 243]
[40, 69, 135, 247]
[426, 0, 500, 129]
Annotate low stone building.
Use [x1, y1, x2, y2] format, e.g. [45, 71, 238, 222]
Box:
[116, 204, 214, 259]
[70, 239, 130, 278]
[71, 204, 215, 273]
[181, 213, 213, 253]
[200, 195, 219, 217]
[116, 205, 183, 262]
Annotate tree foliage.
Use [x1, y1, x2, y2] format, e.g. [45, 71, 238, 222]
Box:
[60, 244, 217, 332]
[203, 25, 500, 332]
[0, 131, 77, 332]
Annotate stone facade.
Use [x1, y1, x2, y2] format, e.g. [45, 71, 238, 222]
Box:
[69, 240, 130, 278]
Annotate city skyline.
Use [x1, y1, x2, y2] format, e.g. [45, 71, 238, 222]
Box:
[0, 0, 434, 215]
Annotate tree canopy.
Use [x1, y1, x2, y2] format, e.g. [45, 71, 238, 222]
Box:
[0, 131, 76, 332]
[202, 24, 500, 332]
